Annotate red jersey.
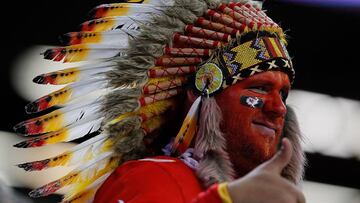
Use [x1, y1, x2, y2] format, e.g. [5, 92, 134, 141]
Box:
[93, 156, 230, 203]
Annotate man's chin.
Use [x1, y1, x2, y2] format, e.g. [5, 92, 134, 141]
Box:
[230, 146, 274, 177]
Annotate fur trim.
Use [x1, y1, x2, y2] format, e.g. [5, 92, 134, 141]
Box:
[282, 105, 306, 185]
[205, 0, 222, 9]
[107, 57, 152, 88]
[112, 128, 147, 164]
[163, 7, 198, 24]
[102, 88, 141, 122]
[194, 97, 228, 158]
[194, 97, 235, 187]
[151, 15, 186, 31]
[106, 116, 141, 138]
[176, 0, 208, 16]
[114, 128, 146, 155]
[196, 150, 234, 187]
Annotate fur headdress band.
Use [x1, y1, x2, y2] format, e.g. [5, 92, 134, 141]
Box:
[13, 0, 304, 202]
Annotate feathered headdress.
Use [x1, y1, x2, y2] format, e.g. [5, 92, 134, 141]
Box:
[13, 0, 304, 202]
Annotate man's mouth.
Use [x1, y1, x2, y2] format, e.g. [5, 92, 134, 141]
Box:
[252, 121, 277, 137]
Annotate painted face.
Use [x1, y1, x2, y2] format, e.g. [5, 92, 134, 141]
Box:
[215, 71, 290, 177]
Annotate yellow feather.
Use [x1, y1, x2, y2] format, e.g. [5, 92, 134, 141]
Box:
[108, 99, 176, 125]
[47, 87, 73, 107]
[107, 111, 136, 125]
[29, 155, 119, 197]
[46, 129, 70, 145]
[141, 115, 166, 134]
[171, 96, 201, 155]
[48, 152, 73, 168]
[15, 108, 65, 135]
[138, 99, 175, 117]
[146, 76, 176, 85]
[61, 186, 99, 203]
[18, 135, 113, 172]
[66, 157, 120, 199]
[63, 45, 90, 62]
[99, 139, 115, 153]
[84, 18, 117, 32]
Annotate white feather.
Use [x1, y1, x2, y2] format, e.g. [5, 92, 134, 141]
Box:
[61, 101, 102, 127]
[64, 117, 104, 142]
[67, 134, 111, 166]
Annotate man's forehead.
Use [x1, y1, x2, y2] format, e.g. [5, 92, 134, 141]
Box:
[240, 70, 291, 87]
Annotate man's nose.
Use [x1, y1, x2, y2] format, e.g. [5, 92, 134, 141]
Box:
[263, 93, 287, 118]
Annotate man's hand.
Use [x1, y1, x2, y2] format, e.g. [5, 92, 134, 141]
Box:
[227, 138, 306, 203]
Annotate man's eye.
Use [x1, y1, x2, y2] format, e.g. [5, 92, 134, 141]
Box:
[248, 86, 267, 94]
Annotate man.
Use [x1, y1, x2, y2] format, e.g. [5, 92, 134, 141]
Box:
[92, 1, 305, 201]
[13, 0, 305, 202]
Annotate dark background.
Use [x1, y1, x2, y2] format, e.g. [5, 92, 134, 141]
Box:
[2, 0, 360, 202]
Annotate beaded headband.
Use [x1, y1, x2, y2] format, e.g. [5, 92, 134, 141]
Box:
[195, 34, 294, 95]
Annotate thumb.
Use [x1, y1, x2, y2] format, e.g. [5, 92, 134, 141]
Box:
[259, 137, 293, 174]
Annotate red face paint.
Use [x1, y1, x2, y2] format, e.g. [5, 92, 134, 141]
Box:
[215, 71, 290, 177]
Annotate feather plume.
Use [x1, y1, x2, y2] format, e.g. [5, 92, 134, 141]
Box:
[61, 172, 112, 203]
[89, 3, 161, 19]
[108, 98, 176, 126]
[61, 185, 98, 203]
[101, 0, 175, 7]
[13, 117, 103, 148]
[33, 66, 112, 85]
[15, 101, 102, 136]
[29, 153, 119, 198]
[17, 133, 112, 171]
[43, 44, 127, 63]
[25, 79, 107, 113]
[171, 96, 201, 155]
[60, 30, 132, 47]
[33, 61, 116, 85]
[80, 15, 150, 32]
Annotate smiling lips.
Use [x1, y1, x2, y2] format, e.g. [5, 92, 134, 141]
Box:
[252, 121, 277, 137]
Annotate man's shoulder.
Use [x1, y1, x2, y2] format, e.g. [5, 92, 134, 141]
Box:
[94, 156, 203, 202]
[118, 156, 197, 179]
[125, 156, 181, 166]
